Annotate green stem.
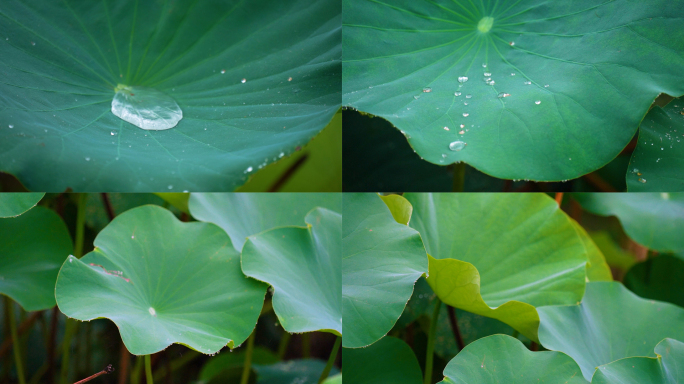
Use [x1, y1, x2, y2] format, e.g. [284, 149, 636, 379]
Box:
[130, 356, 143, 384]
[240, 331, 256, 384]
[451, 162, 466, 192]
[60, 194, 87, 384]
[317, 336, 341, 384]
[74, 193, 87, 259]
[424, 298, 441, 384]
[7, 298, 26, 384]
[144, 355, 153, 384]
[301, 333, 310, 359]
[277, 332, 291, 360]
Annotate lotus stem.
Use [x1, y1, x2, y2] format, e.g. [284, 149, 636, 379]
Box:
[6, 298, 26, 384]
[317, 336, 341, 384]
[73, 364, 114, 384]
[240, 331, 256, 384]
[555, 193, 564, 206]
[424, 298, 441, 384]
[452, 162, 466, 192]
[446, 306, 465, 351]
[277, 332, 291, 360]
[144, 355, 153, 384]
[74, 193, 86, 259]
[301, 333, 311, 358]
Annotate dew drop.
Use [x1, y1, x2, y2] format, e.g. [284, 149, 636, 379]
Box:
[131, 235, 135, 239]
[465, 94, 472, 99]
[482, 63, 487, 68]
[460, 124, 465, 128]
[279, 152, 285, 158]
[464, 102, 468, 105]
[8, 125, 13, 129]
[112, 84, 182, 130]
[149, 307, 157, 316]
[524, 81, 531, 85]
[241, 78, 247, 83]
[85, 157, 91, 161]
[423, 87, 432, 93]
[220, 69, 225, 74]
[484, 72, 492, 77]
[488, 80, 495, 85]
[510, 73, 516, 76]
[535, 100, 541, 105]
[632, 168, 640, 174]
[638, 178, 647, 184]
[413, 95, 421, 100]
[443, 126, 449, 131]
[288, 77, 292, 81]
[462, 113, 469, 117]
[497, 92, 511, 98]
[31, 41, 35, 46]
[459, 130, 465, 134]
[544, 84, 549, 87]
[458, 76, 469, 83]
[110, 131, 117, 136]
[509, 41, 515, 46]
[167, 185, 173, 190]
[449, 140, 466, 151]
[454, 92, 462, 96]
[245, 166, 253, 173]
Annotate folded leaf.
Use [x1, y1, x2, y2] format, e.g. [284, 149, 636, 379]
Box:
[592, 338, 684, 384]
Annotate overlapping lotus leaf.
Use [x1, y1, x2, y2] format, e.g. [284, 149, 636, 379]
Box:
[405, 193, 587, 340]
[342, 193, 427, 348]
[538, 281, 684, 381]
[242, 207, 342, 335]
[55, 205, 267, 355]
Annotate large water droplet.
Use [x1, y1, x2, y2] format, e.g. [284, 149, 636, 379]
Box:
[449, 140, 466, 151]
[534, 100, 541, 105]
[458, 76, 469, 83]
[111, 84, 182, 130]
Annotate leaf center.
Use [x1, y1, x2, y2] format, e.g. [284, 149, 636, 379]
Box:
[477, 17, 494, 33]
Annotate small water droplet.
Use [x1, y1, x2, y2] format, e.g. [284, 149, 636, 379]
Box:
[535, 100, 541, 105]
[484, 72, 492, 77]
[449, 140, 466, 151]
[167, 185, 173, 190]
[458, 76, 468, 83]
[413, 95, 421, 100]
[460, 124, 465, 128]
[464, 101, 468, 105]
[443, 126, 449, 131]
[454, 92, 461, 96]
[482, 63, 487, 68]
[241, 78, 247, 83]
[149, 307, 156, 316]
[85, 157, 91, 161]
[131, 235, 135, 239]
[510, 73, 516, 76]
[245, 166, 253, 173]
[632, 168, 640, 173]
[423, 87, 432, 93]
[497, 92, 511, 98]
[31, 41, 35, 46]
[465, 94, 472, 99]
[509, 41, 515, 46]
[488, 80, 495, 85]
[279, 152, 285, 158]
[8, 125, 13, 129]
[459, 130, 465, 134]
[524, 81, 531, 85]
[110, 131, 117, 136]
[638, 178, 647, 183]
[544, 84, 549, 87]
[288, 77, 292, 81]
[462, 113, 469, 117]
[220, 69, 225, 74]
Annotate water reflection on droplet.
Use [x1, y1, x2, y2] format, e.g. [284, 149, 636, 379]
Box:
[8, 125, 13, 129]
[535, 100, 541, 105]
[454, 92, 462, 96]
[462, 113, 469, 117]
[498, 92, 511, 98]
[524, 81, 531, 85]
[458, 76, 469, 83]
[241, 78, 247, 83]
[423, 87, 432, 93]
[465, 94, 472, 99]
[443, 126, 449, 131]
[449, 140, 466, 151]
[638, 178, 647, 183]
[484, 72, 492, 77]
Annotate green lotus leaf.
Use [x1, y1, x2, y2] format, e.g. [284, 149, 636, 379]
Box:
[342, 0, 684, 181]
[342, 193, 428, 348]
[0, 192, 44, 217]
[592, 338, 684, 384]
[570, 221, 612, 281]
[438, 335, 587, 384]
[55, 205, 267, 355]
[0, 0, 340, 191]
[242, 208, 341, 335]
[405, 193, 587, 341]
[0, 206, 71, 311]
[343, 336, 423, 384]
[627, 97, 684, 191]
[253, 359, 340, 384]
[189, 193, 341, 251]
[624, 255, 684, 308]
[573, 193, 684, 252]
[538, 281, 684, 381]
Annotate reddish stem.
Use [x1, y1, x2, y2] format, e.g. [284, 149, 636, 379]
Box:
[554, 192, 564, 206]
[73, 365, 114, 384]
[446, 306, 465, 351]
